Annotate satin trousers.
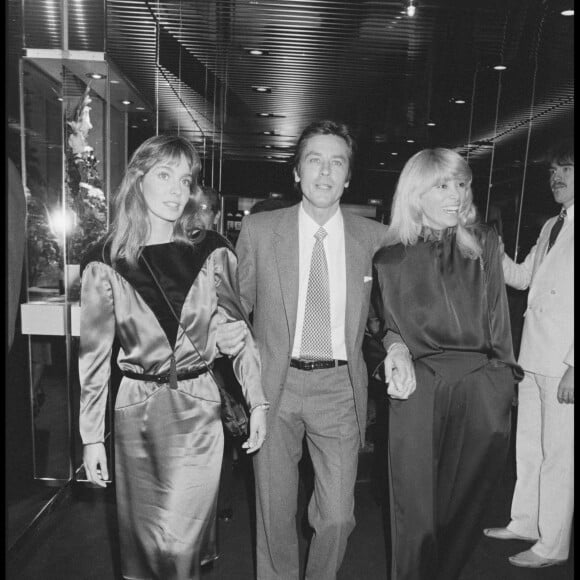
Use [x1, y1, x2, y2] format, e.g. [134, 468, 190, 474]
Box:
[388, 354, 514, 580]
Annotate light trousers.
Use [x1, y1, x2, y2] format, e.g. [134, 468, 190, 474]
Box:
[254, 365, 360, 580]
[507, 371, 574, 560]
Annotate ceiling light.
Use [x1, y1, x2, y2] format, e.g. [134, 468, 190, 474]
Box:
[406, 139, 415, 143]
[493, 64, 507, 71]
[252, 86, 272, 93]
[86, 73, 106, 80]
[426, 121, 436, 127]
[449, 97, 467, 104]
[136, 106, 145, 111]
[264, 145, 272, 149]
[405, 0, 417, 17]
[560, 9, 574, 16]
[121, 100, 132, 105]
[110, 79, 120, 85]
[246, 49, 269, 56]
[379, 162, 385, 166]
[391, 152, 399, 156]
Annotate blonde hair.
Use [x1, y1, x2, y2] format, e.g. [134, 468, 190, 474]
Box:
[108, 134, 201, 267]
[385, 148, 482, 259]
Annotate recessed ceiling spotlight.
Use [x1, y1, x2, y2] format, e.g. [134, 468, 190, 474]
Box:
[406, 139, 415, 143]
[406, 0, 417, 17]
[246, 49, 269, 56]
[560, 9, 574, 16]
[136, 106, 145, 111]
[121, 100, 132, 105]
[110, 79, 120, 84]
[130, 125, 138, 129]
[86, 73, 106, 80]
[391, 152, 399, 156]
[256, 112, 286, 118]
[450, 97, 467, 104]
[426, 121, 436, 127]
[264, 145, 272, 149]
[57, 97, 64, 102]
[493, 64, 507, 71]
[380, 162, 385, 166]
[252, 86, 272, 93]
[257, 112, 270, 117]
[396, 16, 402, 19]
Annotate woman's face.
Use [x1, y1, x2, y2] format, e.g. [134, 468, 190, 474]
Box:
[419, 178, 467, 229]
[141, 154, 193, 225]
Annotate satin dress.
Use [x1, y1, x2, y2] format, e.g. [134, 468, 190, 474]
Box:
[371, 226, 523, 580]
[79, 231, 265, 580]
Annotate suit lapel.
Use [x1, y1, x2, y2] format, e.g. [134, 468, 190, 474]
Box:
[343, 212, 367, 356]
[274, 205, 300, 345]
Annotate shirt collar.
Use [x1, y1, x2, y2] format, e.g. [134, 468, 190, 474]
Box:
[299, 202, 343, 237]
[563, 203, 574, 221]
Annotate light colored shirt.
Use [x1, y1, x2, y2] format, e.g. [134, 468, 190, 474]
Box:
[292, 203, 347, 360]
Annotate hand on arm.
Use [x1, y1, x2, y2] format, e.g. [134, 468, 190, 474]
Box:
[557, 366, 574, 404]
[242, 404, 268, 453]
[385, 343, 416, 399]
[83, 442, 109, 487]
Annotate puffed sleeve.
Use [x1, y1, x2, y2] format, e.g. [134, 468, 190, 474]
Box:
[78, 262, 116, 444]
[212, 247, 267, 410]
[483, 230, 524, 380]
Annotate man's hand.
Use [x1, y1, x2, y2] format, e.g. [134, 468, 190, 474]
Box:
[557, 366, 574, 404]
[216, 313, 248, 357]
[385, 343, 416, 400]
[498, 235, 505, 259]
[83, 442, 109, 488]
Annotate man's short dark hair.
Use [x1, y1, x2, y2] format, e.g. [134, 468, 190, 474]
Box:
[293, 120, 356, 180]
[547, 139, 574, 166]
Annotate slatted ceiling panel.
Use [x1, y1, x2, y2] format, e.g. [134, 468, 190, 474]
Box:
[14, 0, 573, 183]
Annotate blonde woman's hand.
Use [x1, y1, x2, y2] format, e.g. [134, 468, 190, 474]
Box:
[385, 343, 416, 400]
[83, 442, 109, 487]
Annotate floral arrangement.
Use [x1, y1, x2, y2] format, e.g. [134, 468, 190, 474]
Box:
[65, 85, 108, 266]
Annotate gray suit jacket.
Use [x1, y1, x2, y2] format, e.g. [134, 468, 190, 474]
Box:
[236, 204, 389, 444]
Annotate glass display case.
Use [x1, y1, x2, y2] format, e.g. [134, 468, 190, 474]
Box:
[18, 50, 149, 483]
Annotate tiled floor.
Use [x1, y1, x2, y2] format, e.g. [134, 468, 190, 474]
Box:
[6, 442, 574, 580]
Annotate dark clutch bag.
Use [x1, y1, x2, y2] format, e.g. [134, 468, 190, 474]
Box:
[217, 382, 249, 438]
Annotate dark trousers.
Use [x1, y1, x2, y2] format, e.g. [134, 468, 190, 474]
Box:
[388, 355, 514, 580]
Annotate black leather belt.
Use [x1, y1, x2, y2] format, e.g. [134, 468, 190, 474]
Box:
[290, 359, 348, 371]
[122, 364, 212, 384]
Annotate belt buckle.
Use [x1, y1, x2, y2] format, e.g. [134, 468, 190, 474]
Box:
[155, 374, 168, 384]
[304, 361, 316, 371]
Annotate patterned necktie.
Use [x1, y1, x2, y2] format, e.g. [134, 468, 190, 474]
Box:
[547, 208, 567, 253]
[300, 227, 333, 361]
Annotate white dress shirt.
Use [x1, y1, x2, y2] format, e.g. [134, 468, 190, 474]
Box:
[292, 203, 347, 360]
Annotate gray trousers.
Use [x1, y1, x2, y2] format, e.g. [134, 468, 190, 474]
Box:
[254, 364, 360, 580]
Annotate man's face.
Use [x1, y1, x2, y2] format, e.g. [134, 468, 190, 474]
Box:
[294, 134, 350, 217]
[549, 162, 574, 208]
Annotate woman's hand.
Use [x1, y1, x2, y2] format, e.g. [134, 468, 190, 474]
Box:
[83, 442, 109, 487]
[385, 343, 416, 399]
[242, 406, 268, 454]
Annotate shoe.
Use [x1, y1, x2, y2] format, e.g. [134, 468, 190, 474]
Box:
[218, 508, 233, 522]
[483, 527, 536, 542]
[201, 553, 220, 566]
[509, 549, 567, 568]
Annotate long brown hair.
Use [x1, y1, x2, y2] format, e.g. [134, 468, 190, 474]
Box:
[108, 134, 201, 267]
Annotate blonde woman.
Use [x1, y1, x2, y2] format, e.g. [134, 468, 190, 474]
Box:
[370, 148, 522, 580]
[79, 134, 267, 580]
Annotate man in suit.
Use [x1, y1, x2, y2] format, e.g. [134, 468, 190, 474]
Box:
[484, 140, 574, 568]
[233, 120, 415, 580]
